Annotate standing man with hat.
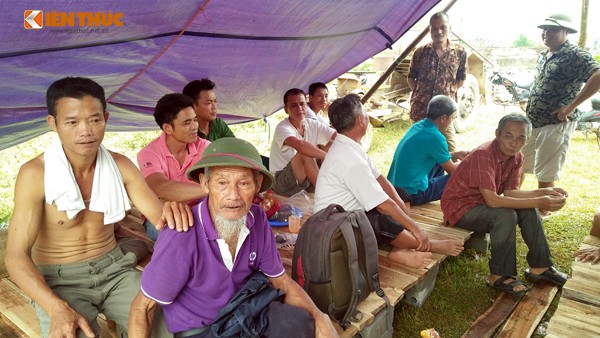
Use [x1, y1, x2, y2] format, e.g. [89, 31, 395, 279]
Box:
[129, 138, 338, 337]
[522, 13, 600, 216]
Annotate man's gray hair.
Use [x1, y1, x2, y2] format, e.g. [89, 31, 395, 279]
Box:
[426, 95, 457, 120]
[329, 93, 364, 133]
[204, 167, 261, 186]
[497, 113, 532, 137]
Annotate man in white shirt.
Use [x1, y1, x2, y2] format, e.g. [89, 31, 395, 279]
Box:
[269, 88, 336, 196]
[306, 82, 330, 125]
[314, 94, 463, 268]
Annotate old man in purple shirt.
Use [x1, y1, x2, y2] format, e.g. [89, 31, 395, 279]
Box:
[129, 138, 337, 338]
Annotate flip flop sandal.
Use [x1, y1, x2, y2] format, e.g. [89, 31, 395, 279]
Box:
[486, 276, 530, 296]
[525, 267, 568, 286]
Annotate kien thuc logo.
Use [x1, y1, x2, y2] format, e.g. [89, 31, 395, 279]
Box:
[24, 10, 43, 29]
[24, 10, 124, 30]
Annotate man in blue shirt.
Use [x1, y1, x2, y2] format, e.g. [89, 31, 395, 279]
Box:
[388, 95, 469, 205]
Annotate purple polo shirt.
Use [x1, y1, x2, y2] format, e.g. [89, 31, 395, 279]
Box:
[140, 198, 285, 333]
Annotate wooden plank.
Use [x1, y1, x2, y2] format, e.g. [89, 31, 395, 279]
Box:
[461, 293, 521, 338]
[0, 278, 42, 337]
[546, 298, 600, 338]
[0, 316, 29, 337]
[562, 278, 600, 307]
[411, 210, 444, 222]
[495, 282, 558, 338]
[410, 213, 445, 226]
[583, 235, 600, 247]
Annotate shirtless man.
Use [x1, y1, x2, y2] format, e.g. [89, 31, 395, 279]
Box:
[5, 77, 192, 337]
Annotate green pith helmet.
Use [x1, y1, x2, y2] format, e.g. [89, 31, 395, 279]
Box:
[186, 137, 273, 192]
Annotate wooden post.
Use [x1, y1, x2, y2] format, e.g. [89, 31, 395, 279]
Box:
[578, 0, 589, 48]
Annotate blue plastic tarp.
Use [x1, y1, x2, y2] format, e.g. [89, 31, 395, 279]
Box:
[0, 0, 439, 150]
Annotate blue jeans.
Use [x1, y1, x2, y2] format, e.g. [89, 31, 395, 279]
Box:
[143, 219, 160, 241]
[409, 164, 450, 206]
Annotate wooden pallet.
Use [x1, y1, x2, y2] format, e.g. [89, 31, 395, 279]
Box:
[546, 235, 600, 338]
[272, 195, 472, 336]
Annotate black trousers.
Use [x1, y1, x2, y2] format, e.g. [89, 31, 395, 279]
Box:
[455, 205, 553, 277]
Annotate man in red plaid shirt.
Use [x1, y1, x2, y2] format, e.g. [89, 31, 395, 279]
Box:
[441, 113, 568, 296]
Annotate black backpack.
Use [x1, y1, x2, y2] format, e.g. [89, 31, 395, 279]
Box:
[291, 204, 388, 330]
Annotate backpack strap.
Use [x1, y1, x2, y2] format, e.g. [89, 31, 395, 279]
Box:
[337, 211, 365, 329]
[355, 210, 389, 304]
[291, 220, 306, 282]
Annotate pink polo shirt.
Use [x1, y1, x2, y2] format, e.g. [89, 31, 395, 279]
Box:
[137, 132, 210, 184]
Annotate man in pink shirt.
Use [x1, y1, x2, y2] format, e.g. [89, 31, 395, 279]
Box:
[137, 93, 211, 240]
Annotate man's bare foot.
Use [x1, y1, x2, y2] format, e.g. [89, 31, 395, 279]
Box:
[388, 249, 432, 268]
[429, 239, 464, 256]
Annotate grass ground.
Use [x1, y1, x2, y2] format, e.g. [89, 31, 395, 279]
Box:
[0, 103, 598, 337]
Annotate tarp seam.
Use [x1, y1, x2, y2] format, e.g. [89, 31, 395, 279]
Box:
[0, 26, 393, 59]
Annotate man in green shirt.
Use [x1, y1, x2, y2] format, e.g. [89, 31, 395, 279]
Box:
[183, 78, 236, 141]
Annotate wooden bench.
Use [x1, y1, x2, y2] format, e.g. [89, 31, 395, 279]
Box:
[546, 234, 600, 337]
[269, 196, 473, 337]
[0, 200, 473, 337]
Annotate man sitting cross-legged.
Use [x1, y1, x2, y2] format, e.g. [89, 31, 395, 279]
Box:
[441, 113, 569, 296]
[388, 95, 469, 205]
[314, 94, 463, 268]
[137, 93, 211, 240]
[269, 88, 336, 196]
[5, 77, 193, 338]
[129, 138, 338, 338]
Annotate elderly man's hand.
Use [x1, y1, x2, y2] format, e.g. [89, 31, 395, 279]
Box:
[575, 247, 600, 264]
[156, 201, 194, 232]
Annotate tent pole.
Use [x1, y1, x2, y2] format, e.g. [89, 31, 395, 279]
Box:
[361, 0, 459, 107]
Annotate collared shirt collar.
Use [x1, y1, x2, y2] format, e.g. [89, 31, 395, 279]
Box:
[425, 39, 459, 51]
[542, 40, 572, 57]
[336, 133, 365, 153]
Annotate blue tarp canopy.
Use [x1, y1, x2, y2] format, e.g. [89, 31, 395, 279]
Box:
[0, 0, 439, 150]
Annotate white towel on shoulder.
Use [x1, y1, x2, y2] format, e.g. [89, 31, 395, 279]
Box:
[44, 141, 131, 224]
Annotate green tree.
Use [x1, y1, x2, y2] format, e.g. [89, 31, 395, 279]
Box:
[513, 34, 535, 48]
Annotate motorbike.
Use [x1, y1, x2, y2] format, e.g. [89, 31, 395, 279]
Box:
[576, 94, 600, 148]
[490, 71, 532, 112]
